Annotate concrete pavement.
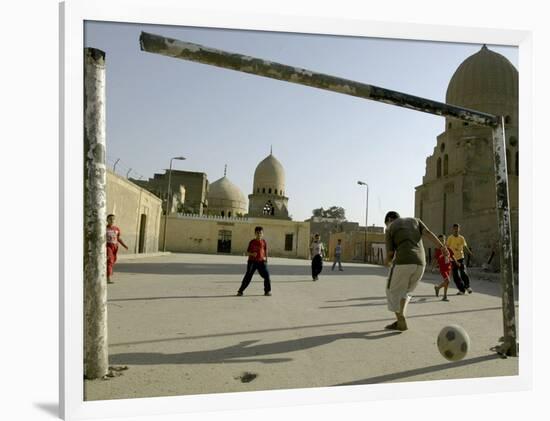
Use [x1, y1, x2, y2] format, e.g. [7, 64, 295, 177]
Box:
[84, 253, 519, 401]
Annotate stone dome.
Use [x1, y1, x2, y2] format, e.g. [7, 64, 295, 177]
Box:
[207, 175, 247, 217]
[253, 153, 286, 195]
[208, 176, 246, 203]
[446, 45, 518, 115]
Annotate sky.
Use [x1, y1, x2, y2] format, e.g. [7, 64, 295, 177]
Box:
[84, 21, 518, 227]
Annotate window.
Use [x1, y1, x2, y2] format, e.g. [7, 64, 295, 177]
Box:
[505, 115, 512, 124]
[506, 149, 511, 173]
[515, 151, 519, 175]
[443, 154, 449, 176]
[436, 157, 442, 178]
[440, 142, 445, 153]
[221, 211, 225, 217]
[263, 201, 274, 216]
[228, 211, 232, 217]
[268, 188, 272, 194]
[262, 188, 265, 194]
[448, 122, 452, 129]
[257, 188, 260, 193]
[274, 189, 277, 195]
[285, 234, 293, 251]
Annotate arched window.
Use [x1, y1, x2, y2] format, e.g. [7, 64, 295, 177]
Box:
[505, 115, 512, 124]
[263, 201, 274, 216]
[268, 188, 272, 194]
[257, 188, 260, 193]
[440, 142, 445, 153]
[443, 154, 449, 176]
[228, 211, 232, 217]
[448, 122, 452, 129]
[274, 189, 278, 195]
[262, 188, 265, 194]
[221, 211, 225, 217]
[436, 157, 442, 178]
[515, 151, 519, 175]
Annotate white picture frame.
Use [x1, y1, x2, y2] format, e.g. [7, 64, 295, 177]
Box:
[60, 0, 533, 420]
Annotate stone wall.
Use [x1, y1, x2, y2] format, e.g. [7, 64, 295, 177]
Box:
[106, 170, 162, 255]
[160, 214, 310, 259]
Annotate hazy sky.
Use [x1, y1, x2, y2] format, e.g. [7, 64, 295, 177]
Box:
[84, 21, 518, 226]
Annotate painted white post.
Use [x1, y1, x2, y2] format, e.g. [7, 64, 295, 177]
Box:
[83, 48, 109, 380]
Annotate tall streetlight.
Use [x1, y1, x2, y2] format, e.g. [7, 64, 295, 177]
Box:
[357, 181, 369, 263]
[162, 156, 186, 252]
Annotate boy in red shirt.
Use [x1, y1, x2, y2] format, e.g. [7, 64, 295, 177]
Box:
[106, 214, 128, 284]
[433, 235, 455, 301]
[237, 226, 272, 296]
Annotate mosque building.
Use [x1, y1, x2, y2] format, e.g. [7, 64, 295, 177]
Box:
[161, 151, 310, 258]
[247, 151, 290, 219]
[206, 166, 248, 218]
[414, 45, 519, 270]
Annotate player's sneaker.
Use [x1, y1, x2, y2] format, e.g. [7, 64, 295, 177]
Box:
[467, 288, 473, 294]
[456, 291, 465, 295]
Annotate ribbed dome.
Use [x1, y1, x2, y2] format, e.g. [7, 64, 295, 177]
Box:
[208, 176, 246, 203]
[253, 153, 286, 193]
[446, 45, 518, 114]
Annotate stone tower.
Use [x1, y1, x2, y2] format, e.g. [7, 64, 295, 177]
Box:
[414, 45, 518, 269]
[248, 152, 290, 220]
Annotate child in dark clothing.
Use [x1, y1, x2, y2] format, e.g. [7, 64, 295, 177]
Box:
[237, 226, 272, 296]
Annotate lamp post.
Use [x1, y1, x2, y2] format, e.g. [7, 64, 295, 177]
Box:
[162, 156, 186, 252]
[357, 181, 369, 263]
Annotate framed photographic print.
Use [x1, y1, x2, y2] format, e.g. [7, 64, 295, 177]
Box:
[61, 0, 533, 419]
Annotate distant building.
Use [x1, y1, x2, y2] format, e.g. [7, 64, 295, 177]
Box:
[328, 226, 385, 263]
[206, 168, 247, 217]
[247, 152, 290, 220]
[414, 45, 518, 270]
[161, 152, 310, 258]
[132, 169, 208, 215]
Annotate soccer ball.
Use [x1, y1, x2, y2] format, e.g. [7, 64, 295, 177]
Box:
[437, 324, 470, 361]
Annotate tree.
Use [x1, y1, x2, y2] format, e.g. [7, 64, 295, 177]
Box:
[312, 207, 324, 217]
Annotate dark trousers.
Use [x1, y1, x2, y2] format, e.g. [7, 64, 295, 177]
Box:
[238, 260, 271, 293]
[452, 258, 471, 292]
[312, 255, 323, 278]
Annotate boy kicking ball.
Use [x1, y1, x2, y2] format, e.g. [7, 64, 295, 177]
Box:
[433, 235, 456, 302]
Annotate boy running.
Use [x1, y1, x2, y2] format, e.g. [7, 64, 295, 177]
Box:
[106, 214, 128, 284]
[433, 235, 455, 302]
[237, 226, 272, 296]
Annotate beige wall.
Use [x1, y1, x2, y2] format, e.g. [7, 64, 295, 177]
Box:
[106, 170, 162, 255]
[160, 214, 310, 258]
[328, 231, 385, 263]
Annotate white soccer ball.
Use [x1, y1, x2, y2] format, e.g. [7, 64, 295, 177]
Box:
[437, 324, 470, 361]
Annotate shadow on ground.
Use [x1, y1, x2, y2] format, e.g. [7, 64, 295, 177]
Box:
[109, 306, 502, 348]
[110, 330, 400, 366]
[333, 353, 504, 385]
[115, 262, 389, 277]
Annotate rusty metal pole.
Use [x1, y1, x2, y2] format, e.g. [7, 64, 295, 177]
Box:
[139, 32, 498, 127]
[83, 48, 109, 380]
[491, 118, 518, 356]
